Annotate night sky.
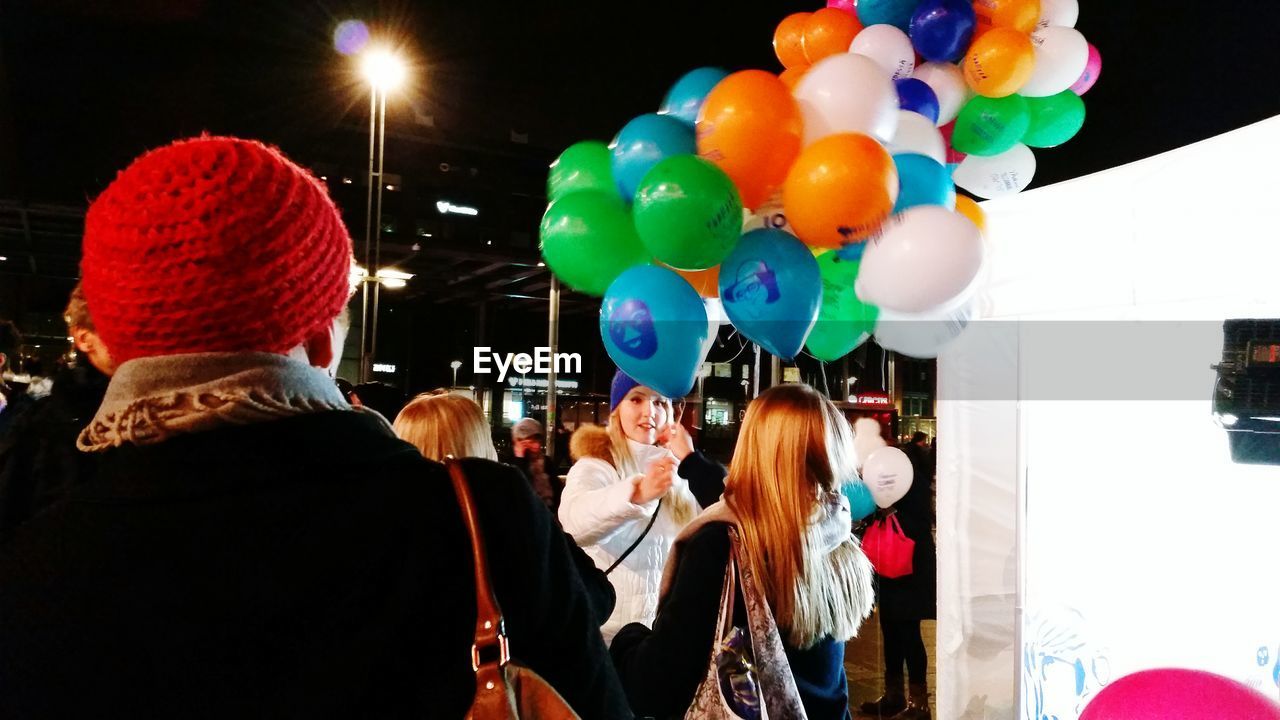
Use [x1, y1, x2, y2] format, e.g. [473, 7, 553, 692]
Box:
[3, 0, 1280, 203]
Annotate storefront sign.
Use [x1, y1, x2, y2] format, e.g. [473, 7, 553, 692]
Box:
[855, 392, 892, 407]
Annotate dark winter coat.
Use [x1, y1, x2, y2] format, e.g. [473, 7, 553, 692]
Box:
[610, 523, 852, 720]
[0, 363, 109, 538]
[0, 410, 631, 719]
[874, 443, 937, 622]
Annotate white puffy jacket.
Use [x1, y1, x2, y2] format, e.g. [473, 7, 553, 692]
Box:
[558, 426, 704, 645]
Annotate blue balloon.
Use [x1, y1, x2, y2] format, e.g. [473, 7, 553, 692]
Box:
[836, 243, 868, 262]
[857, 0, 919, 32]
[843, 480, 877, 522]
[895, 78, 941, 124]
[659, 67, 729, 127]
[893, 153, 956, 213]
[719, 229, 822, 361]
[909, 0, 977, 63]
[600, 265, 710, 399]
[610, 114, 696, 202]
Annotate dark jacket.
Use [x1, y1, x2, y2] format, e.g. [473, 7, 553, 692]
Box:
[0, 410, 631, 719]
[873, 443, 937, 621]
[0, 363, 109, 538]
[610, 523, 851, 720]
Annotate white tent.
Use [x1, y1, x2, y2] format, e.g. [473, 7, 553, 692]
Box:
[937, 115, 1280, 720]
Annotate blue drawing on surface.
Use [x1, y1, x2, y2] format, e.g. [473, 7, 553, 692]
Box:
[721, 259, 780, 319]
[1259, 646, 1272, 668]
[1022, 608, 1111, 720]
[607, 298, 658, 360]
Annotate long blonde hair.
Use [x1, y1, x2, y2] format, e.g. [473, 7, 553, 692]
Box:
[606, 401, 696, 527]
[393, 392, 498, 462]
[725, 383, 872, 648]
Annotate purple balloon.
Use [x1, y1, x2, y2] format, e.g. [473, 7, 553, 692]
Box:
[909, 0, 977, 63]
[895, 78, 941, 125]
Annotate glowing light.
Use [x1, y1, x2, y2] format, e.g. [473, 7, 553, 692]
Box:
[1220, 413, 1239, 427]
[333, 20, 370, 57]
[361, 49, 407, 91]
[376, 268, 414, 281]
[373, 363, 396, 373]
[436, 200, 479, 216]
[380, 278, 407, 289]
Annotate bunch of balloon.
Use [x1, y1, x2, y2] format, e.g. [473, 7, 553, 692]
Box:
[539, 0, 1103, 389]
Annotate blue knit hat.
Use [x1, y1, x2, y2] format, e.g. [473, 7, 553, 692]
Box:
[609, 369, 641, 412]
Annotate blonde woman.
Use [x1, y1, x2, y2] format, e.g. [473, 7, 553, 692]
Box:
[559, 370, 726, 644]
[393, 391, 616, 625]
[610, 383, 875, 720]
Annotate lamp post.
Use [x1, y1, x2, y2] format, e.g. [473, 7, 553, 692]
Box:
[450, 359, 461, 388]
[357, 48, 407, 382]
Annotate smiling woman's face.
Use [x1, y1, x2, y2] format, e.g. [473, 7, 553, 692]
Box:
[617, 385, 667, 445]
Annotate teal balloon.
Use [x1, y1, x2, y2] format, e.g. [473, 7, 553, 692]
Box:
[659, 67, 729, 127]
[805, 252, 879, 361]
[548, 141, 616, 202]
[633, 155, 743, 270]
[610, 114, 696, 201]
[600, 265, 710, 399]
[952, 94, 1031, 157]
[1022, 91, 1086, 148]
[539, 191, 649, 297]
[844, 480, 877, 521]
[718, 229, 822, 361]
[893, 154, 956, 212]
[858, 0, 919, 31]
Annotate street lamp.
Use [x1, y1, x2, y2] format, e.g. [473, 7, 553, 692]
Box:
[450, 359, 462, 388]
[356, 46, 408, 383]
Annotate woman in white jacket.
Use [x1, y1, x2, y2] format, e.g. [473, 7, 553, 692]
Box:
[559, 370, 726, 644]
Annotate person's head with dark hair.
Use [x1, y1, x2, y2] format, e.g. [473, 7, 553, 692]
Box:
[350, 381, 406, 422]
[911, 431, 928, 446]
[0, 319, 21, 376]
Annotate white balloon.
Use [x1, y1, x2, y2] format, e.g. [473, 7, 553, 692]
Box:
[1035, 0, 1080, 31]
[742, 191, 792, 235]
[849, 24, 916, 80]
[863, 446, 914, 509]
[952, 143, 1036, 199]
[888, 111, 947, 164]
[855, 206, 985, 314]
[853, 417, 888, 469]
[794, 53, 900, 145]
[874, 296, 977, 359]
[911, 62, 971, 126]
[1020, 27, 1089, 97]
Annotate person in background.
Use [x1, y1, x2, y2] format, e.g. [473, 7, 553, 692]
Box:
[0, 136, 629, 718]
[0, 320, 33, 438]
[611, 384, 875, 719]
[0, 284, 114, 537]
[394, 391, 616, 626]
[559, 369, 726, 644]
[860, 431, 938, 719]
[500, 417, 555, 510]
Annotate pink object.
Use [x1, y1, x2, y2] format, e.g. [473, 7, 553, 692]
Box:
[1070, 42, 1102, 95]
[1080, 669, 1280, 720]
[827, 0, 857, 13]
[861, 514, 915, 578]
[940, 120, 967, 165]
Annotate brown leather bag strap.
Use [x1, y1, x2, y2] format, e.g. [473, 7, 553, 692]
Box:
[445, 458, 510, 672]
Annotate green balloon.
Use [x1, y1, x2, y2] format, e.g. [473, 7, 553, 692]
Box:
[804, 252, 879, 361]
[1022, 91, 1086, 149]
[539, 191, 649, 296]
[547, 141, 615, 202]
[952, 95, 1031, 157]
[632, 155, 743, 271]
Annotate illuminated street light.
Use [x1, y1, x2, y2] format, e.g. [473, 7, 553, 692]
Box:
[360, 49, 407, 91]
[450, 359, 462, 387]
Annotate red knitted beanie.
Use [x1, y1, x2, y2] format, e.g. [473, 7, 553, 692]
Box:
[81, 136, 354, 364]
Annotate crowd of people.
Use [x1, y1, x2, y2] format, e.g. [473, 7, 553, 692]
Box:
[0, 135, 938, 719]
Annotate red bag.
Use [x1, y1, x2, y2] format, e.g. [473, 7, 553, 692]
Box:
[862, 514, 915, 579]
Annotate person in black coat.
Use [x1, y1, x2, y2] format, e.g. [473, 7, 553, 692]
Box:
[860, 432, 937, 720]
[0, 135, 630, 719]
[0, 284, 114, 538]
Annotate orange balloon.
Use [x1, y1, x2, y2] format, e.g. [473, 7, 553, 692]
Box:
[697, 70, 803, 211]
[973, 0, 1041, 33]
[802, 8, 863, 64]
[782, 133, 898, 249]
[671, 264, 720, 298]
[963, 28, 1035, 97]
[955, 195, 986, 233]
[779, 65, 808, 91]
[773, 13, 811, 69]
